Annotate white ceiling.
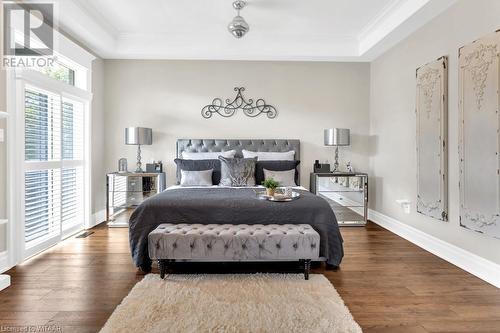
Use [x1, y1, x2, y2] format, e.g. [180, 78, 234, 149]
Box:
[55, 0, 457, 61]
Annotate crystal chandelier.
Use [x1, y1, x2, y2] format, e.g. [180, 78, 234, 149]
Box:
[228, 0, 249, 38]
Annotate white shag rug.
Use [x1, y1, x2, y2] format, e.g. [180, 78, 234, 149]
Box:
[100, 274, 362, 333]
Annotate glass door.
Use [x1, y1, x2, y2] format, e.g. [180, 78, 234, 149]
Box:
[22, 85, 86, 258]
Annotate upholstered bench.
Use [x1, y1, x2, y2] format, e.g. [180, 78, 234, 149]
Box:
[148, 223, 320, 280]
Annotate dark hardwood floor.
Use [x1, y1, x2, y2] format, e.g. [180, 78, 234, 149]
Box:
[1, 213, 500, 333]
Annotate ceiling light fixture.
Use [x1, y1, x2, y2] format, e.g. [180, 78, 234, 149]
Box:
[228, 0, 249, 39]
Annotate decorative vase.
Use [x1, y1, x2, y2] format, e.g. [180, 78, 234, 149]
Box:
[266, 188, 275, 197]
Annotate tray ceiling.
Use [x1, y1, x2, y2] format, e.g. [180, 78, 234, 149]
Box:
[54, 0, 457, 61]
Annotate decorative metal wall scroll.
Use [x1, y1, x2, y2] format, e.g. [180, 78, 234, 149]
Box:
[201, 87, 277, 119]
[459, 30, 500, 239]
[416, 56, 448, 221]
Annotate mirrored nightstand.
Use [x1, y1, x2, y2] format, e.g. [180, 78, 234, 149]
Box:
[106, 172, 166, 227]
[310, 172, 368, 226]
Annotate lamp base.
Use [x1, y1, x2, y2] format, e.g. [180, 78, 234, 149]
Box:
[135, 145, 143, 173]
[332, 146, 340, 172]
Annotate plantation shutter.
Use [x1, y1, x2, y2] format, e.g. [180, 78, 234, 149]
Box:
[61, 98, 85, 232]
[24, 85, 86, 248]
[24, 87, 62, 245]
[24, 169, 61, 243]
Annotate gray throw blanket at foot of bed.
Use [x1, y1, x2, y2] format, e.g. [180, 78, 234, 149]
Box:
[129, 188, 344, 269]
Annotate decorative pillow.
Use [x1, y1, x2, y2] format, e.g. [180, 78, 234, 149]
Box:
[174, 159, 222, 185]
[263, 169, 297, 187]
[180, 169, 213, 186]
[255, 160, 300, 185]
[182, 150, 236, 160]
[242, 149, 295, 161]
[219, 157, 257, 187]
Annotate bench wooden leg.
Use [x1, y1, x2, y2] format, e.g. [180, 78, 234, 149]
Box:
[304, 259, 311, 280]
[158, 259, 167, 279]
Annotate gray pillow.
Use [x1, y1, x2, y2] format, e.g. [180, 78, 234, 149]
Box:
[255, 160, 300, 185]
[174, 159, 221, 185]
[263, 169, 297, 187]
[219, 157, 257, 187]
[180, 169, 213, 186]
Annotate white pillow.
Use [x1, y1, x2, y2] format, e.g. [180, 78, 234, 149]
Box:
[263, 169, 297, 187]
[242, 150, 295, 161]
[182, 150, 236, 160]
[180, 169, 213, 186]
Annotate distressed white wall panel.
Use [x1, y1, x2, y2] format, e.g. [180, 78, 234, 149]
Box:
[459, 30, 500, 239]
[416, 56, 448, 221]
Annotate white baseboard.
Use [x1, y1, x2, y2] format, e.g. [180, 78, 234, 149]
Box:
[0, 252, 9, 274]
[89, 209, 106, 229]
[369, 209, 500, 288]
[0, 274, 11, 291]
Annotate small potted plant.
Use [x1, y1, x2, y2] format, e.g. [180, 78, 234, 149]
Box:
[262, 178, 280, 197]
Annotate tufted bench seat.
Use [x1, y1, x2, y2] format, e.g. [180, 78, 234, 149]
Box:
[148, 223, 320, 280]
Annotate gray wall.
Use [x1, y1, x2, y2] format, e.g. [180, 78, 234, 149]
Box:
[103, 60, 371, 187]
[369, 0, 500, 264]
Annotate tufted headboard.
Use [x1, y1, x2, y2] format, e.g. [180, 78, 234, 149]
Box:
[176, 139, 301, 182]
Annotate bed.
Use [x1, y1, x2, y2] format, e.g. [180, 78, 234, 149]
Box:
[129, 139, 344, 272]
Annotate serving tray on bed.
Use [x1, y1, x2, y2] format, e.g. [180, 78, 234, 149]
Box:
[255, 191, 301, 202]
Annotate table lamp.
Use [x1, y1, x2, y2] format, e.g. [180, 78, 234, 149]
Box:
[324, 128, 350, 172]
[125, 127, 152, 172]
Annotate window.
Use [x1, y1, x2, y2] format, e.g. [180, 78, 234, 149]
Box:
[23, 85, 86, 249]
[14, 30, 82, 88]
[41, 62, 75, 86]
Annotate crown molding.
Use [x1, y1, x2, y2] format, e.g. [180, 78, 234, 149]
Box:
[358, 0, 403, 42]
[112, 31, 360, 61]
[53, 0, 117, 58]
[70, 0, 119, 37]
[359, 0, 458, 60]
